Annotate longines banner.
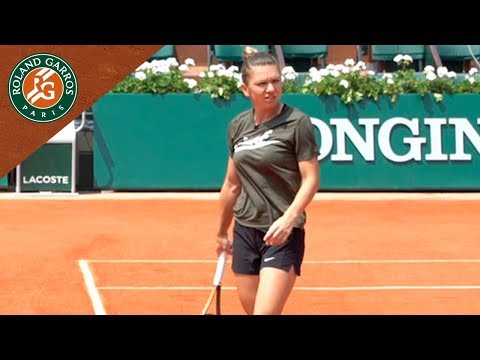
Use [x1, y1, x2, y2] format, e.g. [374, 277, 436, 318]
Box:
[0, 45, 163, 179]
[92, 93, 480, 191]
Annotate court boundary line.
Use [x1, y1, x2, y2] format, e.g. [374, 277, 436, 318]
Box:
[84, 257, 480, 292]
[78, 259, 107, 315]
[96, 285, 480, 291]
[79, 258, 480, 314]
[84, 258, 480, 264]
[3, 191, 480, 201]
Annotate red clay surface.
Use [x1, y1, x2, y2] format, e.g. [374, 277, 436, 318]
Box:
[1, 198, 479, 314]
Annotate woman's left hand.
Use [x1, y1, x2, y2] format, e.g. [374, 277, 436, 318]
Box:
[263, 216, 293, 246]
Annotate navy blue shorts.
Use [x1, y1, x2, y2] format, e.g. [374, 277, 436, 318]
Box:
[231, 221, 305, 276]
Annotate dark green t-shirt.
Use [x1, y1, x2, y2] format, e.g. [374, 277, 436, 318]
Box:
[227, 104, 319, 230]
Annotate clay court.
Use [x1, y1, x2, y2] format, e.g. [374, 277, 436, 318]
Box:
[1, 192, 479, 315]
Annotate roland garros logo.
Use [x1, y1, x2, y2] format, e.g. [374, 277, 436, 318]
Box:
[8, 53, 78, 123]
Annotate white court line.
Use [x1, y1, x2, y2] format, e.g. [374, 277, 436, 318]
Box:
[84, 258, 480, 300]
[97, 285, 480, 291]
[85, 258, 480, 264]
[78, 260, 107, 315]
[2, 191, 480, 201]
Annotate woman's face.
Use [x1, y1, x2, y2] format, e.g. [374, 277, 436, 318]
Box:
[241, 64, 282, 111]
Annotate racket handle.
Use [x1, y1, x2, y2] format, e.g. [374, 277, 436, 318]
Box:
[213, 251, 228, 286]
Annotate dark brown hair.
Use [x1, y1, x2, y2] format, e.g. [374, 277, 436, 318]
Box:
[241, 46, 280, 84]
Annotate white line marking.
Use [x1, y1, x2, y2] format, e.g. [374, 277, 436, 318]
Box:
[2, 191, 480, 201]
[97, 285, 480, 291]
[78, 260, 107, 315]
[297, 285, 480, 291]
[99, 286, 233, 290]
[307, 259, 480, 264]
[87, 259, 223, 263]
[84, 258, 480, 264]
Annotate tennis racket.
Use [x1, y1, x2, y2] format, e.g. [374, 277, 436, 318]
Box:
[200, 250, 228, 315]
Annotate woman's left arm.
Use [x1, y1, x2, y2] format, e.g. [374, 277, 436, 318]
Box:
[283, 157, 319, 223]
[263, 157, 319, 245]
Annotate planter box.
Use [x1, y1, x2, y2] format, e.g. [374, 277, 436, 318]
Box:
[92, 93, 480, 191]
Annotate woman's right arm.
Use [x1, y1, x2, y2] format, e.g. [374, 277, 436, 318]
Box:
[216, 157, 242, 255]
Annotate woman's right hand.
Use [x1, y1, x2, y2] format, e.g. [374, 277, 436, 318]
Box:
[216, 235, 233, 256]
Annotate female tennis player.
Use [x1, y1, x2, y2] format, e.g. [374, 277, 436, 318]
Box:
[215, 46, 320, 315]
